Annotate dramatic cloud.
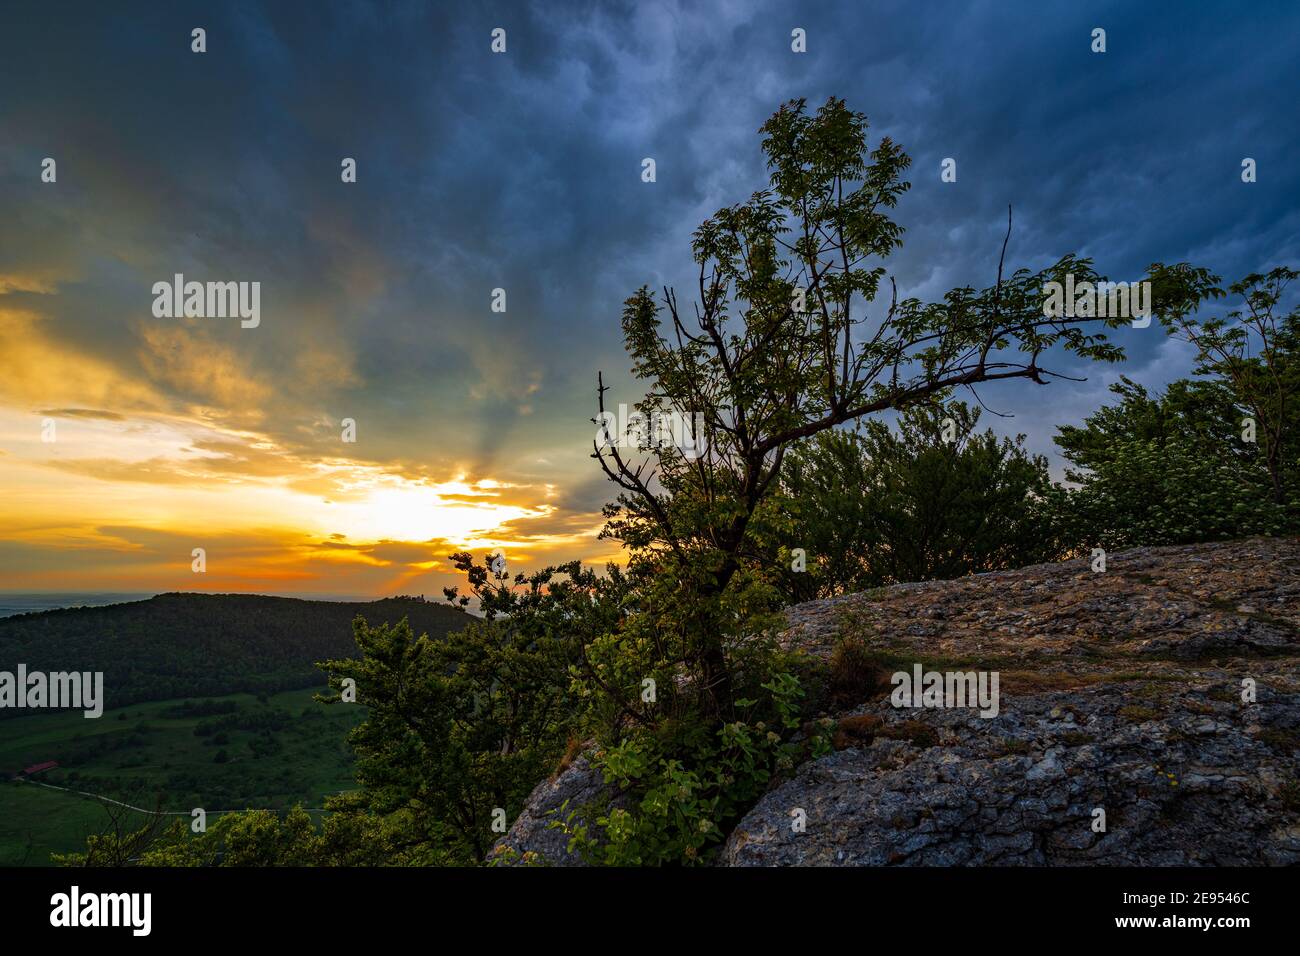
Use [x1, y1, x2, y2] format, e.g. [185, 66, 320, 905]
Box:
[0, 1, 1295, 594]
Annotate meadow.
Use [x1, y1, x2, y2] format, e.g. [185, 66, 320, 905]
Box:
[0, 687, 363, 866]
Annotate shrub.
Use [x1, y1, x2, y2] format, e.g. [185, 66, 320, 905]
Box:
[827, 638, 891, 710]
[552, 673, 832, 865]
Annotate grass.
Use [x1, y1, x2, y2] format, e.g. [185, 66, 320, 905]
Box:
[827, 638, 893, 709]
[1117, 704, 1163, 722]
[830, 714, 940, 750]
[0, 782, 118, 866]
[0, 687, 364, 866]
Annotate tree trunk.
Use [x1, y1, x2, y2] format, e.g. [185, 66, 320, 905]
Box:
[1267, 437, 1285, 505]
[696, 554, 741, 714]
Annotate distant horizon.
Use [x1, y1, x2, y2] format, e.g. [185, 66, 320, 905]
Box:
[0, 590, 464, 620]
[0, 589, 447, 601]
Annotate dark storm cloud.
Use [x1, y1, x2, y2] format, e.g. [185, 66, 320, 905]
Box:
[1, 0, 1296, 488]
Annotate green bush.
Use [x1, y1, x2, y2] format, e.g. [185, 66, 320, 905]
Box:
[775, 401, 1062, 597]
[552, 673, 831, 865]
[1053, 376, 1296, 549]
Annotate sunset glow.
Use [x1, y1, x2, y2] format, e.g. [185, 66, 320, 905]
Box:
[2, 0, 1293, 606]
[0, 392, 591, 596]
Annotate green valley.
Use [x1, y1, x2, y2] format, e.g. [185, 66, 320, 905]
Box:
[0, 687, 364, 866]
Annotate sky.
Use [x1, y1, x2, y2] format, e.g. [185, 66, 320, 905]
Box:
[0, 0, 1297, 597]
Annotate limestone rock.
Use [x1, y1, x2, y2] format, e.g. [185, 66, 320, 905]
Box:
[496, 537, 1300, 865]
[490, 754, 616, 866]
[728, 537, 1300, 866]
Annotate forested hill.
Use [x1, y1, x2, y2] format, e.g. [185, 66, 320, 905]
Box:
[0, 593, 470, 716]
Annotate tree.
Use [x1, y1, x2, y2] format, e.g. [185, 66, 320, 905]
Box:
[776, 401, 1059, 600]
[57, 807, 405, 867]
[1055, 375, 1249, 476]
[62, 97, 1167, 869]
[1053, 377, 1290, 549]
[771, 425, 877, 600]
[594, 96, 1130, 713]
[1146, 264, 1300, 505]
[53, 796, 171, 867]
[312, 555, 625, 864]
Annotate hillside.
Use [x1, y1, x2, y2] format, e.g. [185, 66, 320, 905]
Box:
[498, 537, 1300, 866]
[0, 593, 470, 714]
[0, 686, 363, 865]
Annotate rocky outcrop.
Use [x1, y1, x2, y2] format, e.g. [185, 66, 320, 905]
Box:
[726, 537, 1300, 865]
[723, 684, 1300, 865]
[489, 755, 618, 866]
[496, 537, 1300, 865]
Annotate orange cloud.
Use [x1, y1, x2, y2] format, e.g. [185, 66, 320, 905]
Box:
[0, 305, 160, 411]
